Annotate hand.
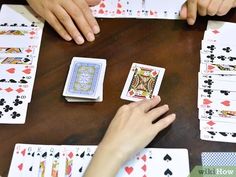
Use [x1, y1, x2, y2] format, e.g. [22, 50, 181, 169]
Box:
[99, 96, 176, 162]
[26, 0, 101, 45]
[180, 0, 236, 25]
[84, 96, 176, 177]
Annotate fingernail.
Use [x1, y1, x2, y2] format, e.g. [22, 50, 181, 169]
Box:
[87, 32, 95, 42]
[75, 36, 84, 45]
[93, 25, 100, 34]
[164, 104, 169, 109]
[187, 18, 195, 25]
[64, 34, 72, 41]
[171, 113, 176, 118]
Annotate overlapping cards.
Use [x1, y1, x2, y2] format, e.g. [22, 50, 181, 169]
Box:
[8, 143, 190, 177]
[91, 0, 186, 19]
[0, 5, 44, 124]
[121, 63, 165, 101]
[63, 57, 106, 102]
[198, 21, 236, 143]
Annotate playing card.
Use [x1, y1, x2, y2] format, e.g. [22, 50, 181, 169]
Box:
[121, 63, 165, 102]
[0, 5, 44, 29]
[63, 57, 106, 100]
[202, 152, 236, 166]
[199, 72, 236, 82]
[0, 45, 37, 55]
[0, 93, 29, 124]
[8, 144, 28, 177]
[204, 21, 236, 43]
[148, 148, 190, 177]
[201, 130, 236, 143]
[200, 52, 236, 65]
[0, 55, 35, 65]
[91, 0, 117, 18]
[198, 88, 236, 101]
[22, 145, 36, 177]
[115, 0, 127, 17]
[200, 63, 236, 75]
[200, 119, 236, 132]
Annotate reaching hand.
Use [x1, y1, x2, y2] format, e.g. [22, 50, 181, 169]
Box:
[26, 0, 101, 45]
[180, 0, 236, 25]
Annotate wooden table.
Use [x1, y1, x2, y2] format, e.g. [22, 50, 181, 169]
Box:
[0, 0, 236, 176]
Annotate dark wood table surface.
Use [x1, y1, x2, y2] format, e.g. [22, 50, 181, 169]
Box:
[0, 0, 236, 176]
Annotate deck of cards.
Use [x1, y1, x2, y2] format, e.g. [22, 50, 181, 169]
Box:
[121, 63, 165, 102]
[91, 0, 185, 19]
[0, 5, 44, 124]
[8, 143, 190, 177]
[63, 57, 106, 102]
[198, 21, 236, 143]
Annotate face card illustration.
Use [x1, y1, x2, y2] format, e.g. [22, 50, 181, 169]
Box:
[0, 4, 44, 29]
[8, 144, 28, 177]
[121, 63, 165, 102]
[0, 55, 34, 65]
[200, 63, 236, 75]
[0, 45, 37, 55]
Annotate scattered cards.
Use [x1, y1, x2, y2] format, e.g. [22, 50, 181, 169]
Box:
[0, 5, 44, 123]
[63, 57, 106, 102]
[199, 21, 236, 143]
[8, 144, 190, 177]
[121, 63, 165, 102]
[90, 0, 186, 19]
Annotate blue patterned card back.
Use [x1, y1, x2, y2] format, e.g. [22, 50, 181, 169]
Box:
[202, 152, 236, 166]
[67, 62, 101, 96]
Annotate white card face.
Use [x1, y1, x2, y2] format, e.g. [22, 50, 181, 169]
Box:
[200, 130, 236, 143]
[63, 57, 106, 99]
[22, 145, 37, 177]
[200, 52, 236, 65]
[204, 21, 236, 43]
[200, 119, 236, 132]
[0, 5, 44, 29]
[199, 72, 236, 82]
[90, 0, 117, 18]
[8, 144, 28, 177]
[0, 94, 28, 124]
[121, 63, 165, 102]
[199, 108, 236, 123]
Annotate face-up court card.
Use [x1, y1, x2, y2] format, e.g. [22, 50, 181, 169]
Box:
[121, 63, 165, 102]
[63, 57, 106, 100]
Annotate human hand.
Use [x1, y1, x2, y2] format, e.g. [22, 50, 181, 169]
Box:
[26, 0, 101, 45]
[180, 0, 236, 25]
[99, 96, 176, 162]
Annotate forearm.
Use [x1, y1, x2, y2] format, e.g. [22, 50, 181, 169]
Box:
[83, 144, 126, 177]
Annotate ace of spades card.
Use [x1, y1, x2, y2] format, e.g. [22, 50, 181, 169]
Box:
[121, 63, 165, 102]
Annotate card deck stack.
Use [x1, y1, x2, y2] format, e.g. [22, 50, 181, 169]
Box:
[121, 63, 165, 101]
[0, 5, 44, 124]
[8, 143, 190, 177]
[90, 0, 186, 19]
[63, 57, 106, 102]
[202, 152, 236, 166]
[198, 21, 236, 143]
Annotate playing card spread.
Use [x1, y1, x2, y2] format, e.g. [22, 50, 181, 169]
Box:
[121, 63, 165, 102]
[8, 144, 190, 177]
[0, 5, 44, 124]
[63, 57, 106, 102]
[198, 20, 236, 143]
[91, 0, 186, 19]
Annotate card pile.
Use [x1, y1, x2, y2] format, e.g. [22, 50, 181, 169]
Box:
[0, 5, 44, 124]
[202, 152, 236, 166]
[198, 21, 236, 143]
[8, 143, 190, 177]
[121, 63, 165, 101]
[91, 0, 185, 19]
[63, 57, 106, 102]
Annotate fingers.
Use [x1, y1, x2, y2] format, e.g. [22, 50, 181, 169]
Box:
[197, 0, 211, 16]
[153, 114, 176, 133]
[180, 2, 187, 19]
[217, 0, 235, 16]
[187, 0, 198, 25]
[74, 0, 100, 34]
[148, 104, 169, 122]
[43, 10, 72, 41]
[52, 5, 85, 44]
[139, 96, 161, 112]
[207, 0, 223, 16]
